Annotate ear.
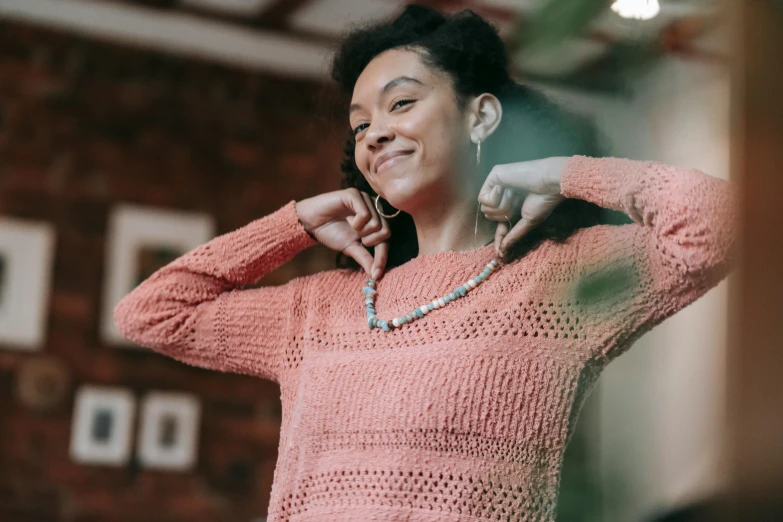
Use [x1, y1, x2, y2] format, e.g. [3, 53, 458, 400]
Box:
[467, 93, 503, 145]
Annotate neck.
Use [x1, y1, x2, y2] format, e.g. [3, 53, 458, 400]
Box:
[410, 194, 496, 257]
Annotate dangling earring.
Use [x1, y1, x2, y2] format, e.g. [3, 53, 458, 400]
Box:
[474, 138, 484, 248]
[374, 194, 400, 218]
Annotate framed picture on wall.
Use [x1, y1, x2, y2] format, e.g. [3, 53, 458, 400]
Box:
[0, 218, 55, 350]
[100, 204, 215, 347]
[69, 386, 135, 466]
[137, 392, 201, 471]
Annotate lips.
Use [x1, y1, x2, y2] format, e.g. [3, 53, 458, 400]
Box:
[374, 150, 413, 174]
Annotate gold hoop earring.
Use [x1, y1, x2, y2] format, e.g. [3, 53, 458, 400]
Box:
[476, 139, 481, 166]
[374, 194, 400, 218]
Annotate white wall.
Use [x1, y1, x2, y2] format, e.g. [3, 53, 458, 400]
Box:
[545, 55, 732, 522]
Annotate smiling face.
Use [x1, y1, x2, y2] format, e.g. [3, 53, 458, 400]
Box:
[349, 49, 473, 212]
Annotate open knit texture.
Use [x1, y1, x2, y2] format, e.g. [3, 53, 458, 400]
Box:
[114, 155, 740, 522]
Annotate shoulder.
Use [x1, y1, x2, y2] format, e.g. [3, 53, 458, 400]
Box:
[528, 223, 642, 268]
[288, 266, 359, 283]
[496, 223, 644, 295]
[284, 266, 366, 305]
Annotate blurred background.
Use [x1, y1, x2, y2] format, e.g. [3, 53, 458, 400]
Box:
[0, 0, 779, 521]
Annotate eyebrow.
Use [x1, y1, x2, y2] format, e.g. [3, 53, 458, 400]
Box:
[349, 76, 424, 115]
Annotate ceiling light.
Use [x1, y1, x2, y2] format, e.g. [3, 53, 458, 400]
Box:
[610, 0, 661, 20]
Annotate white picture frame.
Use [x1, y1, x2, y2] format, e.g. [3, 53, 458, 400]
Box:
[69, 385, 135, 466]
[0, 218, 55, 350]
[100, 204, 215, 347]
[137, 392, 201, 471]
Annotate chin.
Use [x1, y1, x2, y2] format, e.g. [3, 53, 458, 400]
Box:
[380, 179, 438, 213]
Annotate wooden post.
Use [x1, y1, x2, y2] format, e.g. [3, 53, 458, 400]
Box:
[726, 0, 783, 519]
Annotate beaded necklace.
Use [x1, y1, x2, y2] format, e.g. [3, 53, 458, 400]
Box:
[365, 191, 508, 331]
[364, 239, 501, 331]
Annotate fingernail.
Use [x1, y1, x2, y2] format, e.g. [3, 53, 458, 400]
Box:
[372, 268, 381, 280]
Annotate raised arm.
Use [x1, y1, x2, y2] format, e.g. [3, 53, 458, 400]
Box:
[113, 200, 317, 383]
[558, 156, 740, 363]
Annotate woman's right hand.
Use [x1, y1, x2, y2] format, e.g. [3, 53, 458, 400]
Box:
[295, 189, 391, 280]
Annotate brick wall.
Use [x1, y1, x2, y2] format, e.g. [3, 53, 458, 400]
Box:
[0, 21, 345, 522]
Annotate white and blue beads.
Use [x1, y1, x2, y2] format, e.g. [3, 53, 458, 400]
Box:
[364, 258, 499, 331]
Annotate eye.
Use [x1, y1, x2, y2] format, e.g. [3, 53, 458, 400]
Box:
[351, 99, 414, 136]
[392, 99, 415, 111]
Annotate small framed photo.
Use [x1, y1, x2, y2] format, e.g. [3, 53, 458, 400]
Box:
[137, 392, 201, 471]
[69, 386, 135, 466]
[0, 218, 55, 350]
[100, 204, 215, 347]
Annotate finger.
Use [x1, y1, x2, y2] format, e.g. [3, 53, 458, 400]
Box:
[371, 241, 388, 280]
[482, 204, 517, 223]
[482, 211, 508, 222]
[359, 192, 383, 235]
[497, 187, 513, 213]
[499, 218, 539, 254]
[480, 190, 506, 213]
[498, 197, 548, 253]
[343, 242, 374, 275]
[481, 161, 554, 202]
[477, 184, 494, 206]
[478, 166, 512, 207]
[344, 190, 371, 232]
[360, 208, 391, 247]
[486, 162, 533, 192]
[361, 223, 391, 247]
[478, 181, 503, 207]
[483, 204, 519, 221]
[494, 221, 509, 257]
[508, 192, 524, 217]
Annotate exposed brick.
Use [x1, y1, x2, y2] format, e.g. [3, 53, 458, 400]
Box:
[0, 19, 345, 522]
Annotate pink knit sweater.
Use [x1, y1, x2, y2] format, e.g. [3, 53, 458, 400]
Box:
[114, 155, 739, 522]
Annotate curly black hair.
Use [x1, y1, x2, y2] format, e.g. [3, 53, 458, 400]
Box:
[330, 5, 630, 269]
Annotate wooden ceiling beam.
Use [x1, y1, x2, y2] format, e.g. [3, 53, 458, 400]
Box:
[414, 0, 521, 21]
[255, 0, 315, 30]
[9, 0, 719, 84]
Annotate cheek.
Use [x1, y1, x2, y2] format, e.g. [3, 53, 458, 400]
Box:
[407, 102, 462, 148]
[354, 143, 370, 175]
[403, 115, 461, 167]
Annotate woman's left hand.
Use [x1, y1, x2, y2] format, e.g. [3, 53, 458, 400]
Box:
[478, 156, 570, 259]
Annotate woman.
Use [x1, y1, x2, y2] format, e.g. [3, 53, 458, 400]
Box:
[114, 6, 739, 522]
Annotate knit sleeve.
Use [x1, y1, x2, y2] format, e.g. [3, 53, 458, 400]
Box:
[557, 155, 740, 363]
[113, 200, 318, 383]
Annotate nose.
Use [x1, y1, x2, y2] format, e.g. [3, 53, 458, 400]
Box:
[365, 118, 395, 149]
